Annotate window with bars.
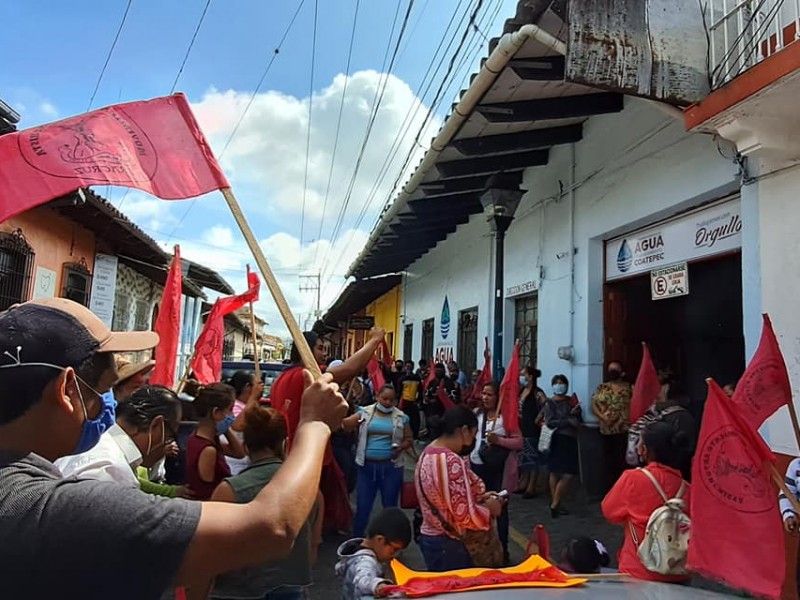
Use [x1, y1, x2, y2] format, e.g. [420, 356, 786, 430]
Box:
[223, 338, 236, 360]
[134, 300, 150, 331]
[0, 229, 34, 311]
[457, 307, 479, 374]
[514, 294, 539, 369]
[61, 259, 92, 306]
[403, 324, 413, 362]
[113, 294, 131, 331]
[421, 318, 434, 362]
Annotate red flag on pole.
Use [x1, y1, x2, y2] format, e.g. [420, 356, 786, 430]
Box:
[423, 356, 436, 391]
[150, 246, 182, 388]
[688, 379, 782, 599]
[0, 94, 228, 222]
[467, 338, 492, 407]
[437, 380, 456, 411]
[367, 356, 386, 392]
[380, 339, 394, 368]
[731, 314, 792, 428]
[630, 343, 661, 424]
[498, 341, 521, 435]
[191, 272, 260, 384]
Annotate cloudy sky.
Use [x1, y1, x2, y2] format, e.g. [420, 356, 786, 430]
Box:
[1, 0, 516, 338]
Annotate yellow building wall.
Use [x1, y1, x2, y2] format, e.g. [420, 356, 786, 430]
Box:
[366, 286, 402, 358]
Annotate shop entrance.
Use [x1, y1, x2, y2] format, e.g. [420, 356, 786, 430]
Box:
[604, 252, 745, 416]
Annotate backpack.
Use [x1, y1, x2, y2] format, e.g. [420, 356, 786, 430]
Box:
[629, 468, 691, 576]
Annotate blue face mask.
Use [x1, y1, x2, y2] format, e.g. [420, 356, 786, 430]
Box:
[216, 413, 235, 435]
[73, 385, 117, 455]
[552, 383, 568, 396]
[519, 376, 528, 387]
[376, 403, 394, 414]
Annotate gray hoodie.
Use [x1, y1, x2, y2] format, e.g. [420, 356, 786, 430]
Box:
[335, 538, 392, 600]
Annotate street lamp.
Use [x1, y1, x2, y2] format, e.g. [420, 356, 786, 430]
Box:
[480, 173, 523, 383]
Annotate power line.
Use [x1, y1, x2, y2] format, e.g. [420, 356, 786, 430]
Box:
[299, 0, 320, 257]
[312, 0, 362, 268]
[87, 0, 133, 111]
[163, 0, 306, 245]
[170, 0, 214, 94]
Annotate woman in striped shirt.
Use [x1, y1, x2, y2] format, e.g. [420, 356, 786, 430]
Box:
[414, 406, 504, 572]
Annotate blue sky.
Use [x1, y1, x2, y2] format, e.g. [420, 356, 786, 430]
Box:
[1, 0, 517, 337]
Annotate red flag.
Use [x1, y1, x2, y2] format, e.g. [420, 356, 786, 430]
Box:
[423, 356, 436, 391]
[688, 379, 781, 599]
[367, 356, 386, 391]
[0, 94, 229, 223]
[467, 338, 492, 406]
[191, 272, 260, 383]
[436, 380, 455, 411]
[380, 339, 394, 368]
[630, 343, 661, 424]
[499, 342, 521, 435]
[150, 246, 182, 388]
[732, 314, 792, 428]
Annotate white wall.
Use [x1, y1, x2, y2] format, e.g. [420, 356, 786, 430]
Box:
[400, 97, 741, 415]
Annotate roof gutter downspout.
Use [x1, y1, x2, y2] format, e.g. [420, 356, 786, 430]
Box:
[346, 24, 567, 278]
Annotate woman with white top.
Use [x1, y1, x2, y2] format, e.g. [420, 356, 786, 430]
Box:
[470, 381, 522, 565]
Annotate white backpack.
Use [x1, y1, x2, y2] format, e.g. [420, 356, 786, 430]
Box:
[629, 468, 691, 576]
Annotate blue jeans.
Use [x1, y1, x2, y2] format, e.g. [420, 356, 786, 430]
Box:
[419, 534, 473, 572]
[354, 461, 403, 537]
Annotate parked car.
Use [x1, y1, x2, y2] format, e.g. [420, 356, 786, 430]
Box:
[221, 360, 291, 403]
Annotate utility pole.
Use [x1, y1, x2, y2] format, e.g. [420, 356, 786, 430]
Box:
[299, 273, 322, 320]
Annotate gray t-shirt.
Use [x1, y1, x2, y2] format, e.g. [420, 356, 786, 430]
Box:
[0, 451, 201, 600]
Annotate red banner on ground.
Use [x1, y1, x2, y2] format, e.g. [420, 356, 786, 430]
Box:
[150, 246, 182, 389]
[687, 379, 782, 599]
[191, 272, 260, 383]
[630, 343, 660, 424]
[0, 94, 228, 223]
[732, 314, 792, 428]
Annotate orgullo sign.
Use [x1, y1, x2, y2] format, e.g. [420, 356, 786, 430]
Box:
[605, 198, 741, 281]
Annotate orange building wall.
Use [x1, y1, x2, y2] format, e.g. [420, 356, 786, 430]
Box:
[1, 206, 96, 299]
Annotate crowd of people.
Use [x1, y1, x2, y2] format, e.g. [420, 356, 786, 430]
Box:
[5, 296, 797, 600]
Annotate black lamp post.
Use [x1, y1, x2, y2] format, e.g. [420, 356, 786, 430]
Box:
[480, 173, 523, 383]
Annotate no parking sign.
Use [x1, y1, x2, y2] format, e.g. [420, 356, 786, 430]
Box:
[651, 262, 689, 300]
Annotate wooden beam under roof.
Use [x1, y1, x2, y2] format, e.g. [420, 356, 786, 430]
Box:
[476, 93, 624, 123]
[452, 123, 582, 156]
[508, 56, 565, 81]
[436, 149, 549, 179]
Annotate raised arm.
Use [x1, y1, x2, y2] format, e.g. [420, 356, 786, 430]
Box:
[327, 327, 386, 384]
[175, 371, 347, 586]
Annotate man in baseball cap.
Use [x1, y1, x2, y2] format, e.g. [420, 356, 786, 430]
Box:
[0, 298, 348, 600]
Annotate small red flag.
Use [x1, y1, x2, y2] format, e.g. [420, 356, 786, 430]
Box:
[150, 246, 182, 389]
[380, 339, 394, 368]
[191, 272, 260, 383]
[687, 379, 781, 599]
[499, 342, 521, 435]
[0, 94, 229, 222]
[367, 356, 386, 392]
[630, 343, 661, 424]
[731, 314, 792, 428]
[466, 338, 492, 407]
[436, 380, 455, 411]
[423, 356, 436, 391]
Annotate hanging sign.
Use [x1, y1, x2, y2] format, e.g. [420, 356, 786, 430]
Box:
[32, 266, 57, 300]
[605, 198, 741, 281]
[89, 254, 118, 327]
[651, 262, 689, 300]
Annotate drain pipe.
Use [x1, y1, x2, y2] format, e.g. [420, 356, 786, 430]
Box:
[346, 24, 567, 278]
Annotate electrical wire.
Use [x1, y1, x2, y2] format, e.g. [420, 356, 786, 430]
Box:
[299, 0, 320, 256]
[87, 0, 133, 111]
[170, 0, 214, 94]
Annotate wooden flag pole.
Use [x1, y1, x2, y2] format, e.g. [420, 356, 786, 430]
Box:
[786, 398, 800, 452]
[769, 463, 800, 516]
[222, 188, 322, 378]
[245, 264, 261, 380]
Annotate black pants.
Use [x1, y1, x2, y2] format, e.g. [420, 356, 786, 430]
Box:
[404, 401, 421, 438]
[602, 433, 629, 493]
[471, 461, 509, 562]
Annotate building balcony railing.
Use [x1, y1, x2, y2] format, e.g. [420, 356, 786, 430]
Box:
[705, 0, 800, 88]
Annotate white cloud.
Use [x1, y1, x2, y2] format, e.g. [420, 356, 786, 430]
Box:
[115, 192, 178, 233]
[38, 101, 58, 118]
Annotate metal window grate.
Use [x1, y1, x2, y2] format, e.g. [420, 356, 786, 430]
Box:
[113, 293, 131, 331]
[457, 307, 479, 374]
[223, 338, 236, 360]
[403, 323, 414, 362]
[0, 229, 34, 311]
[421, 318, 435, 362]
[61, 258, 92, 306]
[134, 300, 150, 331]
[514, 295, 539, 369]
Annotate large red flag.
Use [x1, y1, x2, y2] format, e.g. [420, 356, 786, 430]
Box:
[630, 343, 661, 424]
[688, 379, 782, 599]
[0, 94, 228, 223]
[436, 380, 456, 411]
[367, 356, 386, 392]
[732, 314, 792, 428]
[191, 272, 260, 383]
[150, 246, 182, 388]
[498, 341, 521, 435]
